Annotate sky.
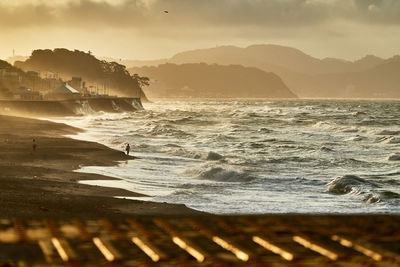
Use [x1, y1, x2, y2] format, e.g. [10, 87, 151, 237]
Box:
[0, 0, 399, 61]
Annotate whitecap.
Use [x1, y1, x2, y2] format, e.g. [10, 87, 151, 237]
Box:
[344, 135, 365, 141]
[382, 137, 400, 144]
[183, 163, 253, 182]
[327, 175, 377, 195]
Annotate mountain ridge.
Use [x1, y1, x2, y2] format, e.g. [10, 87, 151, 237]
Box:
[129, 63, 297, 99]
[121, 44, 398, 98]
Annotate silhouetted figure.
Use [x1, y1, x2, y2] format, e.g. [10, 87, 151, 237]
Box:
[125, 143, 131, 156]
[32, 139, 37, 152]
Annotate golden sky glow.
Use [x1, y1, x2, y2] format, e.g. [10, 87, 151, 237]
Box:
[0, 0, 399, 60]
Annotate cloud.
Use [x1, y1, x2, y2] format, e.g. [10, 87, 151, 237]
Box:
[0, 0, 399, 31]
[0, 0, 399, 61]
[353, 0, 400, 24]
[0, 0, 146, 29]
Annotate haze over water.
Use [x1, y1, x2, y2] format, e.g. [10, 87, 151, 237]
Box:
[55, 99, 400, 214]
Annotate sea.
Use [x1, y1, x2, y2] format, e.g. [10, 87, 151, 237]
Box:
[53, 99, 400, 214]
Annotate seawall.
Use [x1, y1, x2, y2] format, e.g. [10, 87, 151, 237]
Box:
[0, 97, 143, 117]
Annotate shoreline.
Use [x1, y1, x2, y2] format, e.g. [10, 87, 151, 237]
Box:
[0, 115, 203, 218]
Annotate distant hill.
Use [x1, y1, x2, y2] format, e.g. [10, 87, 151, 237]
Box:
[125, 44, 400, 98]
[129, 63, 297, 98]
[126, 45, 385, 74]
[15, 49, 147, 98]
[307, 57, 400, 98]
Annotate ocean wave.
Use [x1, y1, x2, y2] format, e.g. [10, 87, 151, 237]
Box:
[344, 135, 366, 141]
[362, 116, 376, 122]
[327, 158, 374, 168]
[249, 142, 265, 148]
[312, 121, 337, 129]
[388, 154, 400, 161]
[294, 177, 327, 186]
[363, 193, 380, 204]
[364, 191, 400, 204]
[320, 146, 334, 152]
[246, 112, 262, 118]
[211, 134, 236, 142]
[160, 117, 219, 127]
[326, 175, 400, 204]
[381, 137, 400, 144]
[206, 151, 224, 161]
[183, 163, 254, 182]
[162, 109, 200, 118]
[341, 128, 359, 133]
[147, 125, 192, 137]
[258, 127, 273, 133]
[266, 156, 315, 164]
[127, 132, 146, 138]
[376, 130, 400, 136]
[158, 117, 193, 124]
[364, 171, 400, 179]
[352, 111, 367, 116]
[165, 143, 182, 148]
[160, 147, 202, 159]
[327, 175, 377, 195]
[379, 191, 400, 199]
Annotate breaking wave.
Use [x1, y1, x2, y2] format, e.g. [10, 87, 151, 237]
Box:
[147, 125, 192, 137]
[377, 130, 400, 136]
[327, 175, 377, 195]
[327, 175, 400, 204]
[183, 163, 254, 182]
[61, 99, 400, 214]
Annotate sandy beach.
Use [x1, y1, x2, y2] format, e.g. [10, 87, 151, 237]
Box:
[0, 115, 201, 219]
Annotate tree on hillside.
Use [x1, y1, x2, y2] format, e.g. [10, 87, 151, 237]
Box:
[133, 73, 150, 88]
[15, 49, 149, 98]
[0, 59, 24, 74]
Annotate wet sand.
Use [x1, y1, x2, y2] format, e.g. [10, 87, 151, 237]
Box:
[0, 115, 202, 218]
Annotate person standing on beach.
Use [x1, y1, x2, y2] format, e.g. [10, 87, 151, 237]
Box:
[125, 143, 131, 155]
[32, 139, 37, 152]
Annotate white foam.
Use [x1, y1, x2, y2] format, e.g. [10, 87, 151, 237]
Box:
[50, 99, 400, 214]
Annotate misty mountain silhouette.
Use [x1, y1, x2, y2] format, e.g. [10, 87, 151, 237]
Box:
[308, 57, 400, 98]
[123, 44, 399, 98]
[124, 45, 385, 74]
[129, 63, 297, 98]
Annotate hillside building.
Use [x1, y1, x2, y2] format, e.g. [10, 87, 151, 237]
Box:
[12, 86, 42, 100]
[46, 83, 80, 100]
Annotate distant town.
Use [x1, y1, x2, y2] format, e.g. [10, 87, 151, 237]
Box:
[0, 70, 112, 101]
[0, 49, 148, 117]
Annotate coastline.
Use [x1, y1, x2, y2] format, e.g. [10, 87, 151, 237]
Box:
[0, 115, 203, 218]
